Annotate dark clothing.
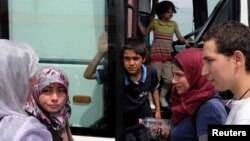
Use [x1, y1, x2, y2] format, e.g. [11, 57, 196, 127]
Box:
[123, 65, 159, 140]
[126, 125, 150, 141]
[139, 12, 150, 51]
[47, 126, 63, 141]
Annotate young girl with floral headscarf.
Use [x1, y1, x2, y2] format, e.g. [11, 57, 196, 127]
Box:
[25, 67, 73, 141]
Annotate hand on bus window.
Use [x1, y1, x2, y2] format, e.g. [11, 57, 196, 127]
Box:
[83, 31, 108, 80]
[98, 31, 108, 56]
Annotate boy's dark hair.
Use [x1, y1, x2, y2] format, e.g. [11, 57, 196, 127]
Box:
[155, 1, 177, 20]
[203, 20, 250, 71]
[123, 38, 147, 59]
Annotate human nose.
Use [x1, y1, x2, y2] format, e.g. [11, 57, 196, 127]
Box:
[201, 64, 208, 76]
[51, 91, 59, 100]
[171, 76, 177, 85]
[129, 59, 135, 65]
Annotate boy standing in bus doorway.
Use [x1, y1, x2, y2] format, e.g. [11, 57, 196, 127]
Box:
[202, 21, 250, 124]
[122, 38, 161, 141]
[84, 34, 162, 140]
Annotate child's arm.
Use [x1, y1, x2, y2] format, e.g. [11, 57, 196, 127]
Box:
[83, 32, 108, 79]
[151, 88, 161, 119]
[149, 0, 158, 22]
[138, 18, 152, 36]
[174, 26, 193, 46]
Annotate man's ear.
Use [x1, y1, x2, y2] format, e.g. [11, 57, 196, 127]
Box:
[233, 50, 245, 66]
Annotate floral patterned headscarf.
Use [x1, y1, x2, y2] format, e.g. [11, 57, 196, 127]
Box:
[25, 67, 71, 132]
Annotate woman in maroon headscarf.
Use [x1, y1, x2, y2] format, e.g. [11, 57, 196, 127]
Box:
[164, 48, 227, 141]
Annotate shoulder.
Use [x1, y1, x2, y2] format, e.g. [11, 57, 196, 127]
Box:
[150, 19, 158, 27]
[1, 115, 27, 131]
[142, 65, 159, 87]
[0, 115, 52, 141]
[144, 65, 157, 74]
[169, 20, 178, 27]
[170, 20, 177, 24]
[0, 115, 26, 140]
[200, 96, 226, 115]
[227, 98, 250, 124]
[196, 96, 227, 123]
[14, 116, 53, 141]
[194, 96, 227, 137]
[203, 96, 226, 111]
[151, 19, 158, 23]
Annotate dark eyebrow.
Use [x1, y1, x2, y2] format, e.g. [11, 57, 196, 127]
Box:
[44, 86, 53, 89]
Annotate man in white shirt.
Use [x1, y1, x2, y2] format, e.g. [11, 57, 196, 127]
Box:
[202, 20, 250, 124]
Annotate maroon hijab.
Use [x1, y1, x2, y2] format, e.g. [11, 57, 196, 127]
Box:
[171, 48, 215, 125]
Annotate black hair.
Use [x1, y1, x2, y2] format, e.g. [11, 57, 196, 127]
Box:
[122, 38, 147, 59]
[171, 58, 183, 71]
[203, 20, 250, 71]
[155, 1, 177, 20]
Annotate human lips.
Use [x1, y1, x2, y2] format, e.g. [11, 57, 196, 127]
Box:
[48, 105, 60, 108]
[127, 67, 137, 72]
[205, 75, 214, 81]
[174, 85, 182, 91]
[207, 77, 215, 82]
[207, 78, 216, 86]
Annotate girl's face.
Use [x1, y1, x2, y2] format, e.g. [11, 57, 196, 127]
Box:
[171, 64, 190, 95]
[39, 83, 67, 113]
[162, 8, 174, 20]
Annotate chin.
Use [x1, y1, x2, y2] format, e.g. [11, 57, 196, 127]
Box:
[215, 86, 226, 92]
[48, 109, 60, 113]
[176, 90, 183, 95]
